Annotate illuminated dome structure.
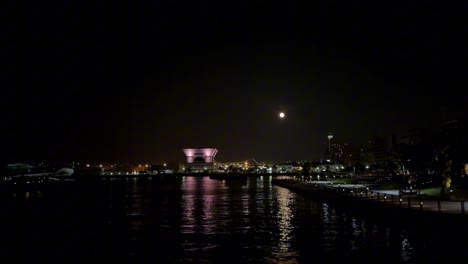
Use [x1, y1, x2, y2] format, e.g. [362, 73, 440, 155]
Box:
[182, 147, 218, 173]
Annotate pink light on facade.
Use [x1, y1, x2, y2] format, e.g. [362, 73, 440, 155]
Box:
[183, 148, 218, 164]
[183, 149, 194, 157]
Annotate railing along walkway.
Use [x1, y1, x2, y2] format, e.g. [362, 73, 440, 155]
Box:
[274, 179, 467, 215]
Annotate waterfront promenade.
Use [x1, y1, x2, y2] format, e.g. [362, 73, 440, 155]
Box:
[272, 178, 468, 223]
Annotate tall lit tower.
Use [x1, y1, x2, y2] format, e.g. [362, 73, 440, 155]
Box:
[327, 132, 333, 149]
[326, 132, 334, 160]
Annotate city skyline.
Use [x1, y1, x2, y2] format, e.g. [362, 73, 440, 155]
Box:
[4, 2, 466, 164]
[3, 118, 460, 167]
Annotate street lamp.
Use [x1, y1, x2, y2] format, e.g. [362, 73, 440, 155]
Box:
[402, 164, 405, 190]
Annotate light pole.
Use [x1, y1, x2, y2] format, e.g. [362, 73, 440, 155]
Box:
[402, 164, 405, 190]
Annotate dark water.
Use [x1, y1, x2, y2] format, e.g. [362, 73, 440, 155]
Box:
[1, 176, 467, 263]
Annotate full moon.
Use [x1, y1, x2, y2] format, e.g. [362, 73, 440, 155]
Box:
[279, 112, 285, 118]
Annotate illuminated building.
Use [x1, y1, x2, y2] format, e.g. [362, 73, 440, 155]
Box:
[182, 147, 218, 173]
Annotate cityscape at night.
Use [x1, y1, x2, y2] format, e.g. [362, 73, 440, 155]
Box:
[3, 1, 467, 263]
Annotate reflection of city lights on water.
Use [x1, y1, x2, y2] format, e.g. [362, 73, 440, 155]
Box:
[181, 177, 217, 234]
[322, 203, 329, 222]
[276, 187, 294, 250]
[401, 236, 414, 262]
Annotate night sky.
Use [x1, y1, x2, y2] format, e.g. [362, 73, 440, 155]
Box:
[3, 1, 467, 164]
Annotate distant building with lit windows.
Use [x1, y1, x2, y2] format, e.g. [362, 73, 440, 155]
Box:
[182, 147, 218, 173]
[342, 143, 361, 166]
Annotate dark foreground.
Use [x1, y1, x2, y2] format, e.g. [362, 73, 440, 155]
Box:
[1, 176, 468, 263]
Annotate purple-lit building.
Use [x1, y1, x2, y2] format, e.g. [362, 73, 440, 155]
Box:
[182, 148, 218, 173]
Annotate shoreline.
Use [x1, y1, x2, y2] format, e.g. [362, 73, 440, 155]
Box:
[272, 178, 468, 232]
